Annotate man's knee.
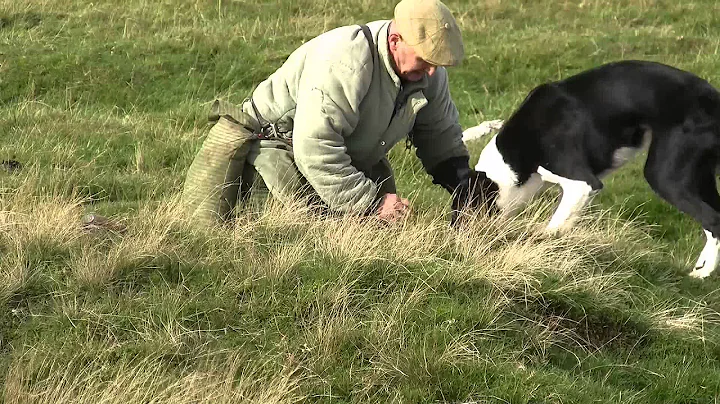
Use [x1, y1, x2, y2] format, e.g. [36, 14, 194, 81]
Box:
[248, 140, 308, 202]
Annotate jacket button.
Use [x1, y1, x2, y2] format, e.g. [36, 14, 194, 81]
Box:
[380, 141, 386, 146]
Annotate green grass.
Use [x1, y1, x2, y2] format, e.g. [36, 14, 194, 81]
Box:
[2, 0, 720, 402]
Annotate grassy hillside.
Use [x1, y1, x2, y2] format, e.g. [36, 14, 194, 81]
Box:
[2, 0, 720, 402]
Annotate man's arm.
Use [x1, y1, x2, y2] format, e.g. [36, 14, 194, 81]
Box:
[292, 56, 381, 214]
[411, 67, 471, 193]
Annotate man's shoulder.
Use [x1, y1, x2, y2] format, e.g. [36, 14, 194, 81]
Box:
[306, 20, 388, 72]
[319, 20, 388, 39]
[424, 67, 451, 99]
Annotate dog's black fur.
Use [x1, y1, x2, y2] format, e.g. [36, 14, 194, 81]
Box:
[454, 61, 720, 257]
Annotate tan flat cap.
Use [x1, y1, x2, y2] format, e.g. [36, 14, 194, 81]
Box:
[394, 0, 464, 66]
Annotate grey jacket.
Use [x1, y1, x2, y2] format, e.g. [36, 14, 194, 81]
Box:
[249, 20, 469, 213]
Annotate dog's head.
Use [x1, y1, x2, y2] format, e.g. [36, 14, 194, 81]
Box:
[450, 170, 500, 226]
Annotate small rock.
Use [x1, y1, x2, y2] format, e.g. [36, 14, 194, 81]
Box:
[1, 159, 22, 173]
[81, 213, 127, 233]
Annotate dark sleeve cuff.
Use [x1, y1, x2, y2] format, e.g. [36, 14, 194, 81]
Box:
[427, 155, 471, 194]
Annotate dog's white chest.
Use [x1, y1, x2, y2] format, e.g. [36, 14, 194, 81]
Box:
[475, 135, 517, 187]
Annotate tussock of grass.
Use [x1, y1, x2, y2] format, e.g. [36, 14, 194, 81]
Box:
[4, 173, 714, 400]
[0, 241, 27, 304]
[4, 348, 305, 404]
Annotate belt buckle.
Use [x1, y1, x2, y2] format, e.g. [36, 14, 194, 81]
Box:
[260, 122, 278, 138]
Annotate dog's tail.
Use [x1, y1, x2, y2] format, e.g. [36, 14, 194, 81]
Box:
[462, 119, 504, 143]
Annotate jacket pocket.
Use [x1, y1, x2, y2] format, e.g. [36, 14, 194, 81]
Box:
[376, 91, 428, 153]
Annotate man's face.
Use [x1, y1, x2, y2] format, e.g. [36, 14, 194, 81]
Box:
[389, 34, 437, 82]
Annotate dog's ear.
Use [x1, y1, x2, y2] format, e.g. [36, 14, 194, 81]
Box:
[450, 170, 499, 227]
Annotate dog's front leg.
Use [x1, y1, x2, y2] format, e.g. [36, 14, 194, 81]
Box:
[496, 173, 547, 217]
[536, 167, 596, 235]
[544, 179, 595, 235]
[690, 230, 720, 278]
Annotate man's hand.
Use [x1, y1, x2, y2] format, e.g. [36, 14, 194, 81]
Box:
[376, 193, 410, 222]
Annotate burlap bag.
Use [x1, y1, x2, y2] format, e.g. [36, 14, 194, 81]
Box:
[181, 100, 260, 225]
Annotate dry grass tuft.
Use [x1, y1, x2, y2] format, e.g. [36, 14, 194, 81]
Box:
[4, 348, 306, 404]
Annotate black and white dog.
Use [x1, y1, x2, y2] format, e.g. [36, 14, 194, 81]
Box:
[456, 60, 720, 279]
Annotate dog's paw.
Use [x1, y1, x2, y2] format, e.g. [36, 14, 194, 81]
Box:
[544, 224, 564, 238]
[690, 240, 719, 279]
[689, 267, 712, 279]
[689, 261, 714, 279]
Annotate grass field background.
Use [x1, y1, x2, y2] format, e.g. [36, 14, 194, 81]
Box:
[2, 0, 720, 402]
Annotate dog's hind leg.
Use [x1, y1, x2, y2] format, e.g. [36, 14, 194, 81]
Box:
[692, 230, 720, 278]
[688, 166, 720, 278]
[644, 129, 720, 278]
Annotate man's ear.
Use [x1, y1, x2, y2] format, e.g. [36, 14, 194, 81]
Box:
[388, 32, 401, 51]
